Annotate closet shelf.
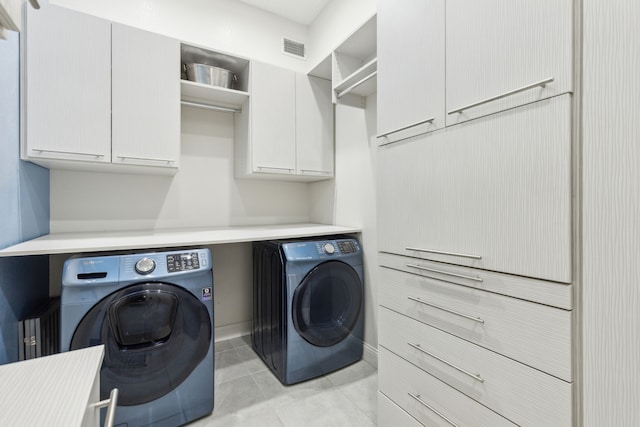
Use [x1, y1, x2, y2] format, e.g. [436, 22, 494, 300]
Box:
[180, 79, 248, 110]
[334, 57, 377, 98]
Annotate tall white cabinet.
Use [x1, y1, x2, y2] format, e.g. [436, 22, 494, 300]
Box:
[376, 1, 575, 425]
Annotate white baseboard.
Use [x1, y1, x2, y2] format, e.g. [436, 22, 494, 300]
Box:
[215, 321, 252, 342]
[362, 341, 378, 369]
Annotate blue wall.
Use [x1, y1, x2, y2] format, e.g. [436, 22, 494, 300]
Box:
[0, 30, 50, 364]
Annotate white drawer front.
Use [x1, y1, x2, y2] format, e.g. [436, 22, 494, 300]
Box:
[380, 307, 572, 427]
[379, 348, 517, 427]
[379, 392, 424, 427]
[377, 95, 571, 283]
[379, 267, 572, 381]
[379, 252, 573, 309]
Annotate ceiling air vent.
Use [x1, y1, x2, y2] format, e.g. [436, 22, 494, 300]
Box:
[283, 37, 306, 60]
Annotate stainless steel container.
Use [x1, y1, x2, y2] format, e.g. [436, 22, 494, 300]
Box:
[185, 63, 237, 89]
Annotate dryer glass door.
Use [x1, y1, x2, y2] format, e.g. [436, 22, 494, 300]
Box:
[292, 261, 363, 347]
[70, 282, 211, 406]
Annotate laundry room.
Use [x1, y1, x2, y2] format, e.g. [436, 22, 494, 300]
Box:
[1, 0, 640, 426]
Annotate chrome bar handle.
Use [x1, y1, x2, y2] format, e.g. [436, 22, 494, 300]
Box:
[448, 77, 554, 115]
[407, 392, 460, 427]
[300, 169, 332, 175]
[408, 296, 484, 324]
[90, 388, 119, 427]
[406, 263, 483, 282]
[405, 246, 481, 260]
[180, 100, 240, 113]
[117, 155, 175, 164]
[32, 148, 104, 158]
[377, 117, 435, 138]
[336, 71, 377, 99]
[257, 166, 294, 173]
[408, 342, 484, 383]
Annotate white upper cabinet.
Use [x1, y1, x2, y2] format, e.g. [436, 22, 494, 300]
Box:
[22, 4, 180, 174]
[24, 4, 111, 164]
[377, 0, 445, 143]
[112, 23, 180, 170]
[445, 0, 573, 125]
[245, 61, 297, 175]
[295, 74, 334, 177]
[235, 61, 333, 181]
[378, 95, 572, 283]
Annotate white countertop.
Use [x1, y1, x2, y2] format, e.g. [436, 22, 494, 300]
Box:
[0, 346, 104, 426]
[0, 223, 361, 257]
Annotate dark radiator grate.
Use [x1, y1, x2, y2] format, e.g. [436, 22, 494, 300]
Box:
[18, 298, 61, 360]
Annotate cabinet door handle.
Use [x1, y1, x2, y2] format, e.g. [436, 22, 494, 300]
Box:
[257, 166, 294, 173]
[90, 388, 119, 427]
[407, 296, 484, 324]
[447, 77, 554, 115]
[32, 148, 104, 158]
[407, 392, 460, 427]
[300, 169, 332, 175]
[407, 342, 484, 383]
[405, 246, 481, 260]
[406, 263, 483, 282]
[117, 155, 175, 164]
[377, 117, 435, 139]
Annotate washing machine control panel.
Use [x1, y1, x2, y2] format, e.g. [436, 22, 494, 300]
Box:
[135, 257, 156, 275]
[322, 243, 336, 254]
[166, 252, 201, 273]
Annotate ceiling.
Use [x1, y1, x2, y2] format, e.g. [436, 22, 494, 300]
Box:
[236, 0, 332, 25]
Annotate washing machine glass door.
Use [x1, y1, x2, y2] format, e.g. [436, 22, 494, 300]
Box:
[70, 282, 211, 406]
[292, 261, 363, 347]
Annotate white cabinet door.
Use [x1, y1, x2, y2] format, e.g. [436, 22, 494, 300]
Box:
[24, 4, 111, 163]
[377, 0, 445, 143]
[295, 74, 333, 178]
[250, 61, 296, 174]
[378, 95, 572, 283]
[112, 23, 180, 169]
[446, 0, 573, 125]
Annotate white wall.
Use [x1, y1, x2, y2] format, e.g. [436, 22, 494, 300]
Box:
[582, 1, 640, 425]
[50, 107, 310, 233]
[308, 0, 376, 68]
[50, 0, 310, 72]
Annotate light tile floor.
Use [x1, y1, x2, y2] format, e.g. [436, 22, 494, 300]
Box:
[189, 335, 378, 427]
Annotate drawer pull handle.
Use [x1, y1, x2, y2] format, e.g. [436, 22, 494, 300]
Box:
[408, 392, 460, 427]
[408, 342, 484, 383]
[377, 117, 435, 138]
[32, 148, 104, 158]
[405, 246, 481, 260]
[90, 388, 119, 427]
[406, 263, 483, 282]
[407, 296, 485, 324]
[447, 77, 554, 115]
[117, 155, 175, 164]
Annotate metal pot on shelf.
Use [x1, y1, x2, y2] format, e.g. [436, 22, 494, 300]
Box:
[183, 63, 237, 89]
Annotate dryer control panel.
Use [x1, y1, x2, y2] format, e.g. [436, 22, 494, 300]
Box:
[282, 238, 361, 261]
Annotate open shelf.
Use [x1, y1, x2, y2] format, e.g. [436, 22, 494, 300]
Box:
[180, 80, 249, 111]
[334, 58, 377, 98]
